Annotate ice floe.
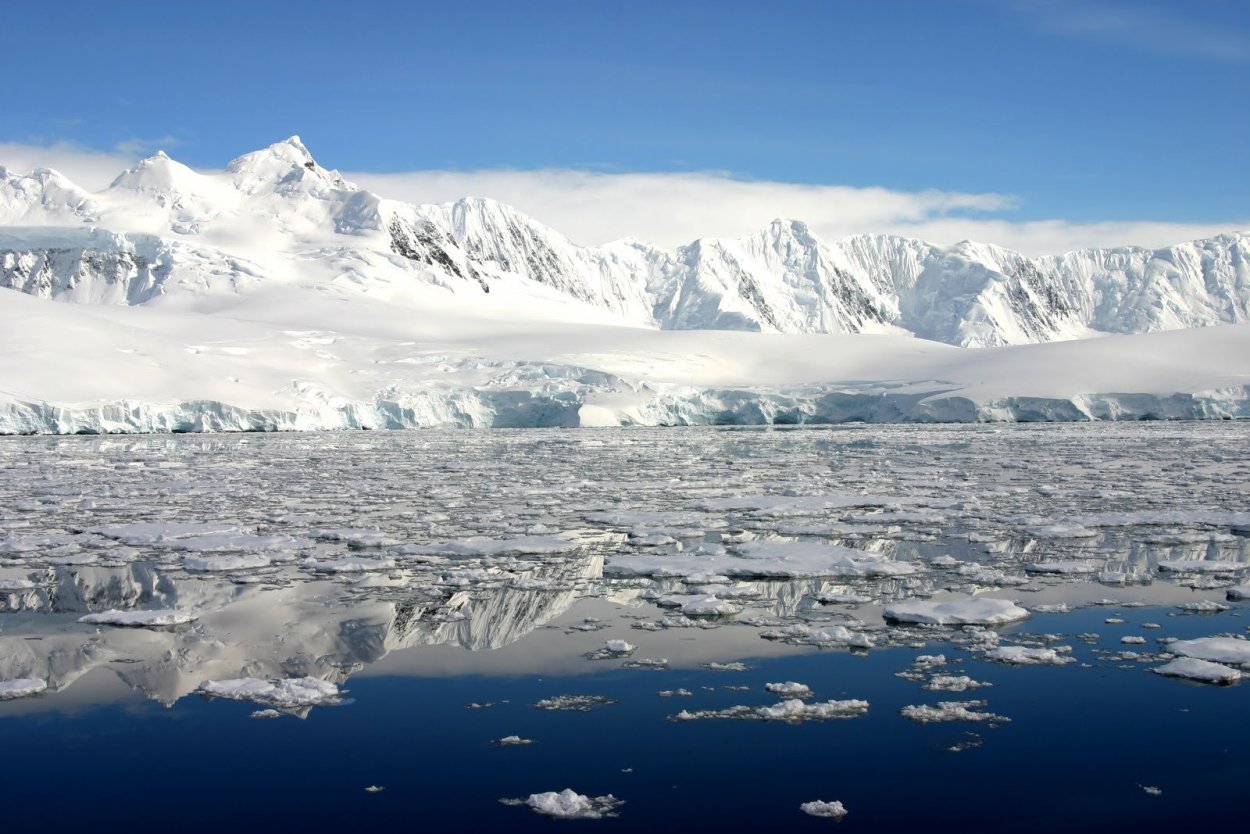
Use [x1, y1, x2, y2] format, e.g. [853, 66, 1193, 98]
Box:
[1152, 658, 1242, 684]
[1168, 637, 1250, 665]
[503, 789, 623, 819]
[672, 698, 869, 723]
[533, 695, 616, 711]
[765, 681, 814, 698]
[0, 678, 47, 700]
[197, 676, 342, 708]
[986, 646, 1075, 665]
[884, 596, 1030, 626]
[800, 800, 848, 819]
[900, 700, 1009, 723]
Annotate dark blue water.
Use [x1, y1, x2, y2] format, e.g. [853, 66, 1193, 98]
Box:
[2, 607, 1245, 832]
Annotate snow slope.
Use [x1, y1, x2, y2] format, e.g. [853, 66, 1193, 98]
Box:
[1, 137, 1249, 432]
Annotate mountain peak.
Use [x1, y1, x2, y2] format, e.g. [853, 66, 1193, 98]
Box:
[224, 135, 355, 196]
[109, 151, 202, 193]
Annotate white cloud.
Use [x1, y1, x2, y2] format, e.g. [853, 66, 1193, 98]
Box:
[113, 135, 183, 157]
[1008, 0, 1250, 62]
[1, 141, 1244, 257]
[0, 141, 136, 191]
[346, 168, 1246, 256]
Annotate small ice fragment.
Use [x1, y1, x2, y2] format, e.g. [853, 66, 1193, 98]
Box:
[605, 639, 635, 655]
[505, 789, 623, 819]
[986, 646, 1075, 666]
[1121, 636, 1147, 645]
[494, 735, 535, 746]
[901, 700, 1009, 723]
[800, 799, 847, 819]
[533, 695, 615, 711]
[1140, 785, 1163, 796]
[1177, 600, 1229, 613]
[658, 689, 693, 697]
[0, 678, 47, 700]
[249, 709, 281, 720]
[924, 675, 991, 692]
[703, 661, 749, 672]
[765, 682, 814, 698]
[364, 785, 385, 793]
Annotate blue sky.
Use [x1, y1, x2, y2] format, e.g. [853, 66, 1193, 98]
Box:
[1, 0, 1247, 250]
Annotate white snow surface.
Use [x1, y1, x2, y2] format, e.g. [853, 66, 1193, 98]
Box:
[883, 596, 1030, 626]
[3, 139, 1250, 433]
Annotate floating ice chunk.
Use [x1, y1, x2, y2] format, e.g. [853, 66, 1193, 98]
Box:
[1157, 560, 1241, 573]
[673, 698, 869, 723]
[901, 700, 1009, 723]
[697, 493, 898, 516]
[1177, 600, 1229, 613]
[765, 682, 814, 698]
[924, 675, 991, 692]
[733, 540, 917, 578]
[1140, 785, 1163, 796]
[1027, 524, 1099, 539]
[914, 654, 947, 667]
[79, 609, 197, 627]
[533, 695, 615, 711]
[1031, 603, 1072, 614]
[1227, 584, 1250, 601]
[658, 689, 693, 697]
[507, 789, 623, 819]
[1169, 637, 1250, 665]
[302, 556, 396, 573]
[703, 661, 749, 672]
[197, 676, 341, 708]
[493, 735, 535, 746]
[800, 800, 847, 819]
[364, 785, 385, 793]
[986, 646, 1075, 665]
[1024, 561, 1099, 575]
[605, 640, 635, 655]
[162, 533, 303, 552]
[0, 678, 47, 700]
[676, 594, 741, 617]
[249, 709, 281, 719]
[89, 522, 241, 546]
[183, 553, 273, 571]
[309, 528, 397, 548]
[884, 596, 1030, 626]
[1120, 636, 1147, 645]
[409, 535, 578, 557]
[1152, 658, 1242, 683]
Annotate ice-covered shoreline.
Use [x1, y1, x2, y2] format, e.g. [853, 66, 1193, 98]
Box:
[2, 385, 1247, 435]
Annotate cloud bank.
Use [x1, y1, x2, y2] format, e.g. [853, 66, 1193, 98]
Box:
[1, 141, 1245, 257]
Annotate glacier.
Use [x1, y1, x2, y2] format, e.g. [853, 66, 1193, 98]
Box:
[2, 136, 1249, 433]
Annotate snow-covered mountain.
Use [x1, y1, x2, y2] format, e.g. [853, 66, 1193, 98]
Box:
[2, 137, 1249, 433]
[2, 136, 1247, 347]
